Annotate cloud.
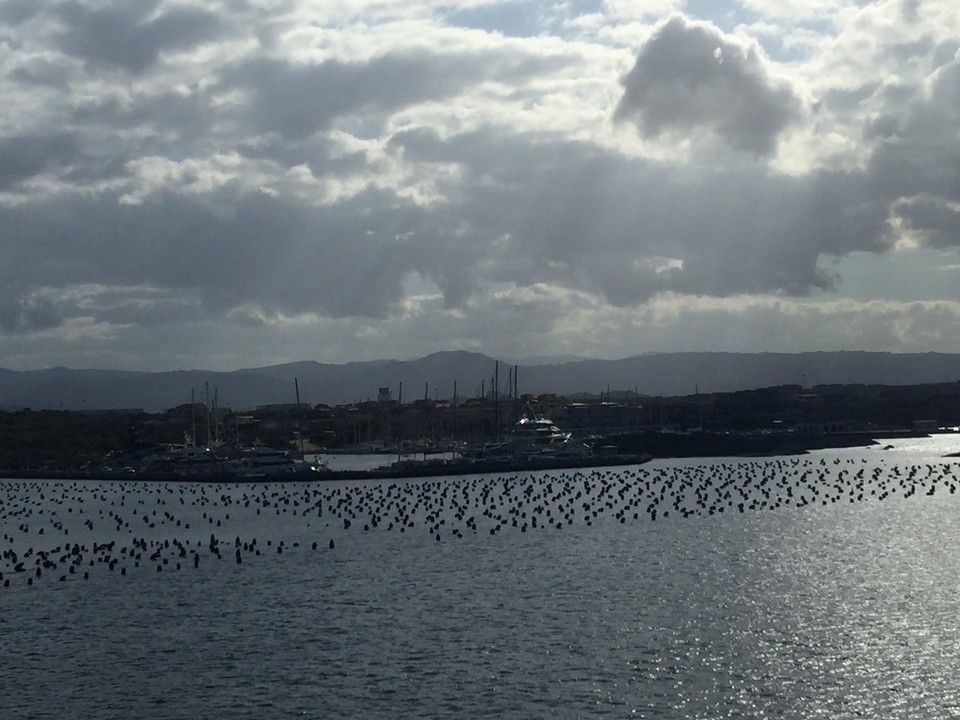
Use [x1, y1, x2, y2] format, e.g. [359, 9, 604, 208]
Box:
[389, 127, 889, 305]
[0, 126, 894, 349]
[11, 289, 960, 372]
[614, 15, 802, 154]
[1, 0, 960, 370]
[226, 48, 572, 140]
[896, 196, 960, 248]
[0, 289, 61, 334]
[864, 52, 960, 247]
[0, 186, 430, 321]
[0, 133, 77, 190]
[53, 1, 221, 74]
[0, 0, 43, 27]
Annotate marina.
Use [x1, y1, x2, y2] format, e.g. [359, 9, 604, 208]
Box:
[3, 410, 649, 483]
[3, 451, 652, 483]
[9, 403, 929, 485]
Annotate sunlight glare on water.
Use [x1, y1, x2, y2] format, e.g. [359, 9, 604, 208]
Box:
[1, 439, 959, 719]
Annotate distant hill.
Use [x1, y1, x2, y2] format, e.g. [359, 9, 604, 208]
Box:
[1, 351, 959, 413]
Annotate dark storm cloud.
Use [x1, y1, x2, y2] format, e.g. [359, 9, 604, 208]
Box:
[615, 15, 801, 154]
[390, 128, 888, 305]
[3, 0, 959, 361]
[0, 186, 437, 323]
[0, 291, 61, 334]
[66, 90, 218, 180]
[9, 57, 73, 90]
[897, 197, 960, 247]
[0, 133, 78, 189]
[0, 0, 43, 26]
[71, 89, 211, 135]
[867, 53, 960, 246]
[54, 0, 221, 74]
[227, 49, 573, 139]
[0, 19, 584, 337]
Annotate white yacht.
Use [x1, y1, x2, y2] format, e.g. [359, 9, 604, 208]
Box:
[465, 408, 591, 461]
[511, 409, 590, 458]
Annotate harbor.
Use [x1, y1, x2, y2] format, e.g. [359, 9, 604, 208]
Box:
[1, 375, 954, 483]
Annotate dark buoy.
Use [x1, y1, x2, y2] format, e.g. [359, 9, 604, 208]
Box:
[329, 539, 335, 549]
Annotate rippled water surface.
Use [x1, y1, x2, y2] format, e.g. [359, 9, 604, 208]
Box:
[2, 438, 959, 719]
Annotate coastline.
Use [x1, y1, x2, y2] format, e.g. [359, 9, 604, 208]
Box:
[0, 453, 653, 483]
[2, 430, 944, 484]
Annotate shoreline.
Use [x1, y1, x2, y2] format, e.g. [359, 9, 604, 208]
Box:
[2, 430, 947, 484]
[0, 453, 652, 483]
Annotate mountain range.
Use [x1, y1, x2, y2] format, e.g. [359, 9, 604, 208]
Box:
[2, 351, 960, 413]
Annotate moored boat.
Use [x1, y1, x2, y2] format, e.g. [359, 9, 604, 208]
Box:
[462, 407, 592, 463]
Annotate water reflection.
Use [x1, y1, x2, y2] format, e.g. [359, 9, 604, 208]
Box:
[1, 443, 958, 718]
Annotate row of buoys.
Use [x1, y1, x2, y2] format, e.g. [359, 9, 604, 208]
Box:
[0, 456, 957, 587]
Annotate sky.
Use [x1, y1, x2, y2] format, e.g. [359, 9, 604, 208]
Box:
[2, 0, 960, 371]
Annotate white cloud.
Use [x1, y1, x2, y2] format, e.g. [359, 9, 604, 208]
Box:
[739, 0, 852, 22]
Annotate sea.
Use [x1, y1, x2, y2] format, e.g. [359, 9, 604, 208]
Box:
[1, 436, 959, 719]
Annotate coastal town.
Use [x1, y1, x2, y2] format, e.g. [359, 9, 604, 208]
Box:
[3, 381, 958, 475]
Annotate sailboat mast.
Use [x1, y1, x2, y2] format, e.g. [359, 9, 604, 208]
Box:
[496, 361, 502, 441]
